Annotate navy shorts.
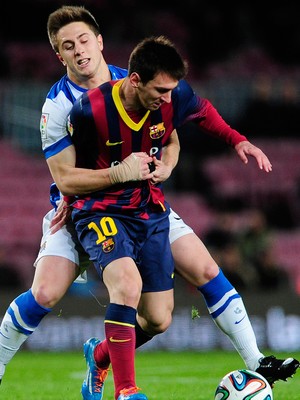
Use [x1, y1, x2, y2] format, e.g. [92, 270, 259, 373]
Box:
[72, 207, 174, 293]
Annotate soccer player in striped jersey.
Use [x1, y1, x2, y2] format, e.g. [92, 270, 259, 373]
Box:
[65, 36, 297, 399]
[0, 5, 298, 400]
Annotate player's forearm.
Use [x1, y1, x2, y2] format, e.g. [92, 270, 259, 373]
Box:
[48, 152, 153, 196]
[54, 166, 112, 196]
[162, 130, 180, 170]
[46, 146, 114, 196]
[198, 99, 248, 147]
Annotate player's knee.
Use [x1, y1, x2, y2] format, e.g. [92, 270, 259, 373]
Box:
[190, 260, 219, 286]
[32, 286, 60, 309]
[107, 270, 143, 307]
[147, 312, 172, 335]
[201, 261, 219, 282]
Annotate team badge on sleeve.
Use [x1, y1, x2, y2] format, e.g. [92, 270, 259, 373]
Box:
[40, 113, 49, 140]
[67, 115, 74, 136]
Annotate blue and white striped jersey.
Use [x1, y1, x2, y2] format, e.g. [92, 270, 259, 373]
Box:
[39, 64, 128, 208]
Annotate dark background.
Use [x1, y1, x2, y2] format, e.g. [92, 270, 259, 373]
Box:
[2, 2, 300, 78]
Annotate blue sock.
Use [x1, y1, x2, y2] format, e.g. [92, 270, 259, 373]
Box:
[104, 303, 136, 325]
[198, 268, 263, 369]
[197, 268, 240, 319]
[7, 289, 51, 335]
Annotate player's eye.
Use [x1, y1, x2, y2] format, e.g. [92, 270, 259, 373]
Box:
[64, 44, 74, 51]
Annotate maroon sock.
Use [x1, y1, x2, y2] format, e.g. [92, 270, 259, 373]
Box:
[94, 340, 110, 369]
[106, 321, 136, 398]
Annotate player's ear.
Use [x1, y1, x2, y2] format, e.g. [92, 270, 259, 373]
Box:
[97, 34, 104, 51]
[130, 72, 141, 88]
[56, 53, 66, 67]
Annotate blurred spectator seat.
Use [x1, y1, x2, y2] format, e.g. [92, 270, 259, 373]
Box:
[6, 42, 63, 80]
[202, 139, 300, 227]
[165, 191, 215, 236]
[271, 230, 300, 295]
[0, 140, 52, 286]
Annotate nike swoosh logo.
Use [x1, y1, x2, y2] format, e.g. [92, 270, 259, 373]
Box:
[235, 315, 246, 324]
[106, 140, 124, 146]
[109, 337, 131, 343]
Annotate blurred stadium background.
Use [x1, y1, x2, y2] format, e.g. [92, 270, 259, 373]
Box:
[0, 1, 300, 352]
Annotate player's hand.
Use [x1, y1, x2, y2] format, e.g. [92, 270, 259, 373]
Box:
[149, 156, 172, 185]
[109, 152, 154, 184]
[235, 141, 273, 172]
[50, 199, 71, 234]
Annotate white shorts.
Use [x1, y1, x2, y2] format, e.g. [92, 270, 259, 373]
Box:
[34, 207, 194, 280]
[168, 208, 194, 244]
[34, 208, 90, 282]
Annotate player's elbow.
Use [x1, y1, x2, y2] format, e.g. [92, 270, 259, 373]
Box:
[54, 178, 74, 196]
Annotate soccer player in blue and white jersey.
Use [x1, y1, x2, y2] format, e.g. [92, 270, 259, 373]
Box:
[0, 5, 298, 400]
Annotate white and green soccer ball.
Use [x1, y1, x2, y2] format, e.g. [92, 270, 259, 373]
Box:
[214, 369, 273, 400]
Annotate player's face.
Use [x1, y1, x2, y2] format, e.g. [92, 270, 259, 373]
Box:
[56, 22, 104, 87]
[137, 72, 178, 111]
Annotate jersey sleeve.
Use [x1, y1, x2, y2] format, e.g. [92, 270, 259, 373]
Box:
[174, 79, 248, 147]
[195, 98, 248, 147]
[40, 92, 73, 159]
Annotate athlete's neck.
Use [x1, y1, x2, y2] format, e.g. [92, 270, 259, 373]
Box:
[68, 62, 111, 90]
[118, 78, 144, 112]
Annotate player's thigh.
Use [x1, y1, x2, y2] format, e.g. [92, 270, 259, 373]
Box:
[103, 257, 142, 307]
[36, 210, 85, 267]
[171, 232, 219, 285]
[32, 218, 81, 302]
[32, 255, 78, 307]
[137, 289, 174, 334]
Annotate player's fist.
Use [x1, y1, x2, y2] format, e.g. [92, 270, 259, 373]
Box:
[109, 152, 153, 183]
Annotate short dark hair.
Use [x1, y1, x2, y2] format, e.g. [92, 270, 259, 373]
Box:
[47, 5, 100, 52]
[128, 36, 188, 83]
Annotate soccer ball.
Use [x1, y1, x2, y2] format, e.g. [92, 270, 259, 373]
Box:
[214, 369, 273, 400]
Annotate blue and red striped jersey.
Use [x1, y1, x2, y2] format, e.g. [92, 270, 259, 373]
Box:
[68, 78, 246, 216]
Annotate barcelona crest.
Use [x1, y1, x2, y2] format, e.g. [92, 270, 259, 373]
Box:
[149, 122, 165, 139]
[102, 238, 115, 253]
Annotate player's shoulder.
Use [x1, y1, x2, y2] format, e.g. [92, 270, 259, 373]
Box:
[84, 79, 116, 103]
[173, 79, 194, 96]
[171, 79, 196, 109]
[108, 64, 128, 79]
[45, 74, 86, 105]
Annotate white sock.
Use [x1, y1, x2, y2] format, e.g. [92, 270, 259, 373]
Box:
[214, 297, 264, 370]
[0, 313, 29, 366]
[0, 363, 5, 380]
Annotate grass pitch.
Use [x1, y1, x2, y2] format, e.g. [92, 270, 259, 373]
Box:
[1, 350, 300, 399]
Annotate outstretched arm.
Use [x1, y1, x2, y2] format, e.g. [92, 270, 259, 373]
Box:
[234, 140, 272, 172]
[195, 98, 272, 172]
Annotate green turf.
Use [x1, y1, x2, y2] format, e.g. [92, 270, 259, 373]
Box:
[1, 350, 299, 399]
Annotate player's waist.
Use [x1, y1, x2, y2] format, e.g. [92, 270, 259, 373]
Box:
[70, 186, 166, 214]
